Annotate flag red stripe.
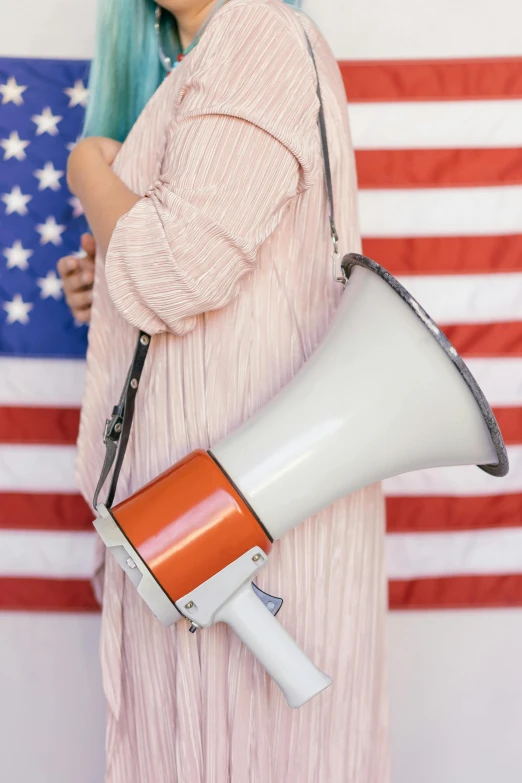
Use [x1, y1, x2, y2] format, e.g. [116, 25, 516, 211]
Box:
[0, 493, 93, 531]
[0, 406, 80, 445]
[0, 402, 519, 454]
[356, 148, 522, 189]
[341, 58, 522, 102]
[0, 577, 99, 612]
[389, 574, 522, 609]
[361, 235, 522, 275]
[4, 459, 521, 536]
[386, 493, 522, 533]
[491, 408, 522, 445]
[3, 575, 522, 612]
[442, 323, 522, 358]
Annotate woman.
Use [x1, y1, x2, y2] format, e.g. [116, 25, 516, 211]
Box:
[58, 0, 390, 780]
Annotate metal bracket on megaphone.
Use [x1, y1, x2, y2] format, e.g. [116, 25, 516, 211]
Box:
[331, 222, 346, 284]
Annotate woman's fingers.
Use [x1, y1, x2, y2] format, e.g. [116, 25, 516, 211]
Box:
[57, 232, 96, 324]
[66, 287, 93, 311]
[63, 269, 93, 316]
[58, 264, 92, 295]
[57, 250, 95, 323]
[80, 232, 96, 259]
[57, 254, 80, 279]
[72, 307, 92, 324]
[64, 277, 93, 322]
[77, 258, 95, 286]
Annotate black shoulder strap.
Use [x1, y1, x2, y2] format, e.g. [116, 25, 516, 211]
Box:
[93, 31, 339, 510]
[93, 330, 151, 509]
[302, 29, 342, 282]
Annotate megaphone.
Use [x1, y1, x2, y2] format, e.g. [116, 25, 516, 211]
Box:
[94, 253, 508, 709]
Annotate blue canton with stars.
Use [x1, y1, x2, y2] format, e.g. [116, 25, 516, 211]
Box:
[0, 57, 91, 358]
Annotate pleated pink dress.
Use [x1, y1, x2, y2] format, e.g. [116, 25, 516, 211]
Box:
[75, 1, 390, 780]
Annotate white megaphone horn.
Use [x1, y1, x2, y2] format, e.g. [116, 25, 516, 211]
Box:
[94, 253, 509, 709]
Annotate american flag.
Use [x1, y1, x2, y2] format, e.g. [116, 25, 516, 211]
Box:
[346, 58, 522, 608]
[0, 53, 520, 613]
[0, 56, 98, 611]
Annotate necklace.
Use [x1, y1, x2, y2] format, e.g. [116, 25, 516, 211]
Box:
[157, 0, 231, 73]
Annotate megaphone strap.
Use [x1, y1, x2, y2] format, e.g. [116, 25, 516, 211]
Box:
[301, 27, 343, 283]
[94, 26, 338, 510]
[93, 331, 151, 509]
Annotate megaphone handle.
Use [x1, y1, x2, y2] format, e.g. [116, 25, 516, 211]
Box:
[215, 582, 332, 709]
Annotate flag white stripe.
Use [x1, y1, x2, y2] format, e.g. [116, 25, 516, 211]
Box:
[349, 101, 522, 150]
[359, 186, 522, 237]
[0, 357, 519, 411]
[383, 445, 521, 497]
[0, 529, 97, 578]
[386, 527, 522, 580]
[0, 445, 78, 492]
[399, 273, 522, 325]
[0, 358, 86, 407]
[3, 526, 522, 581]
[1, 442, 519, 497]
[465, 358, 522, 408]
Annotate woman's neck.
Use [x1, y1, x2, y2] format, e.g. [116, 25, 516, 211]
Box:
[175, 0, 222, 51]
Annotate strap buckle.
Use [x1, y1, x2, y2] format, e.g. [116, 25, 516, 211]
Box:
[330, 222, 346, 284]
[103, 407, 124, 444]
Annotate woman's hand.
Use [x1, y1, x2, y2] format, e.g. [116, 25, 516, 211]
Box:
[67, 136, 122, 195]
[57, 232, 96, 323]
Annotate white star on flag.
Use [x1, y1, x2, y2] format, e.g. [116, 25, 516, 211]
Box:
[0, 76, 27, 106]
[66, 136, 81, 152]
[36, 216, 66, 245]
[37, 270, 63, 300]
[1, 131, 30, 161]
[3, 294, 33, 325]
[64, 80, 89, 108]
[2, 185, 32, 216]
[34, 162, 64, 191]
[4, 240, 33, 270]
[68, 196, 84, 218]
[31, 106, 62, 136]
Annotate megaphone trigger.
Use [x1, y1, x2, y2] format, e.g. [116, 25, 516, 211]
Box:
[251, 582, 283, 616]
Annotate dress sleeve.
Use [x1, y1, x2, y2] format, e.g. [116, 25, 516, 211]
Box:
[104, 4, 320, 335]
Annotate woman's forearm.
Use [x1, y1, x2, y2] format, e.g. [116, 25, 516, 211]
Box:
[67, 138, 141, 258]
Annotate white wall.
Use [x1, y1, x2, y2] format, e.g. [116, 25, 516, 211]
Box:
[307, 0, 522, 59]
[3, 0, 522, 59]
[1, 611, 522, 783]
[0, 614, 105, 783]
[389, 610, 522, 783]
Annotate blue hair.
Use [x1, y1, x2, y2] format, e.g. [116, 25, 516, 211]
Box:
[82, 0, 302, 143]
